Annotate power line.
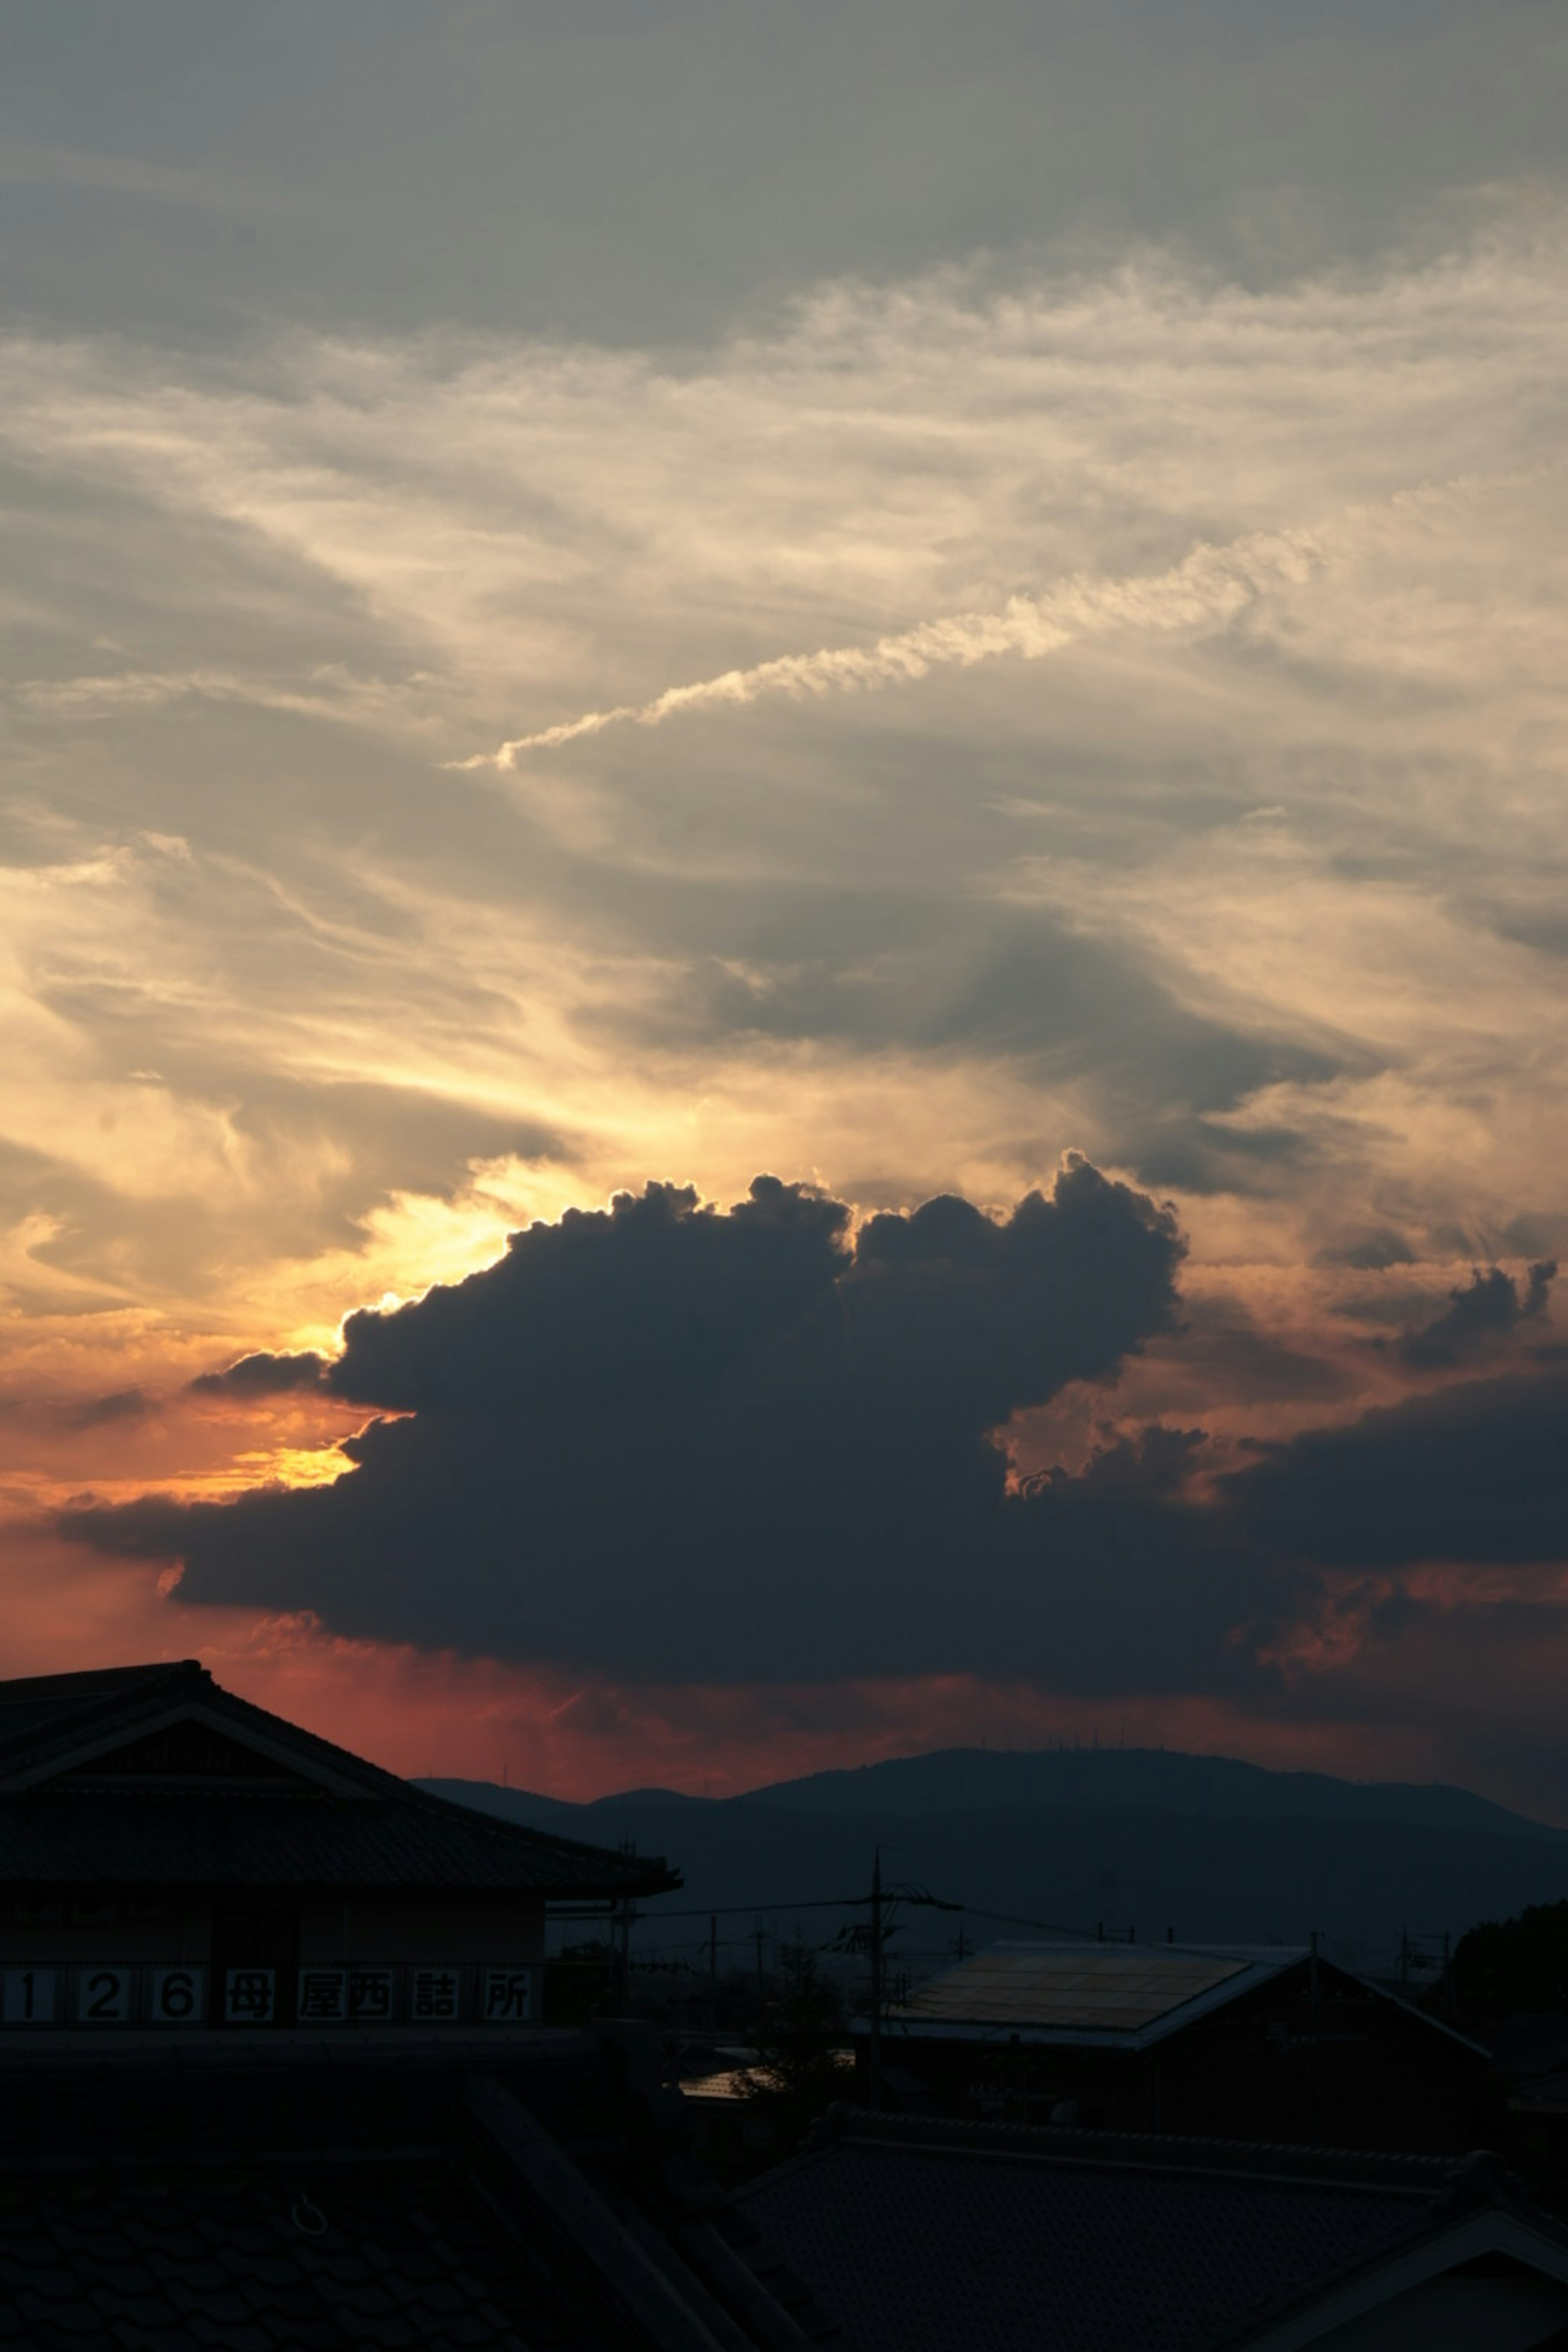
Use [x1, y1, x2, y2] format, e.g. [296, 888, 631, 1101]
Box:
[624, 1889, 1093, 1937]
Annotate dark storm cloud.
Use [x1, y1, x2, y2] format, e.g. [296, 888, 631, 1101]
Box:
[1394, 1259, 1555, 1368]
[67, 1386, 151, 1429]
[65, 1163, 1568, 1694]
[1319, 1231, 1418, 1272]
[1227, 1362, 1568, 1568]
[62, 1164, 1250, 1686]
[189, 1351, 327, 1399]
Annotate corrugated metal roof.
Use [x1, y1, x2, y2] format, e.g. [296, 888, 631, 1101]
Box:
[882, 1940, 1285, 2047]
[892, 1943, 1252, 2034]
[877, 1941, 1493, 2060]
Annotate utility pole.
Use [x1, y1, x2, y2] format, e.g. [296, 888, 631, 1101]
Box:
[611, 1902, 627, 2011]
[1307, 1929, 1321, 2145]
[709, 1914, 718, 1993]
[869, 1848, 883, 2115]
[754, 1922, 765, 2002]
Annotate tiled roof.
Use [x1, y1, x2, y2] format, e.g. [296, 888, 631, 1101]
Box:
[0, 2039, 822, 2352]
[0, 1662, 676, 1899]
[0, 2161, 561, 2352]
[0, 1789, 664, 1893]
[738, 2108, 1556, 2352]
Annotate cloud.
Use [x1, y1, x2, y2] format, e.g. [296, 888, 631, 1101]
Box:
[4, 0, 1563, 348]
[61, 1163, 1214, 1686]
[455, 525, 1324, 770]
[2, 218, 1566, 1332]
[189, 1350, 328, 1400]
[68, 1386, 151, 1429]
[1394, 1259, 1556, 1368]
[1227, 1361, 1568, 1570]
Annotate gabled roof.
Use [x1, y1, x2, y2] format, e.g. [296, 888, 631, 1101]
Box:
[877, 1940, 1489, 2057]
[0, 1662, 679, 1900]
[739, 2107, 1568, 2352]
[0, 1660, 405, 1797]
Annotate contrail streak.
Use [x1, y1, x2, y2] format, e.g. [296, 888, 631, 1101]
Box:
[450, 526, 1324, 772]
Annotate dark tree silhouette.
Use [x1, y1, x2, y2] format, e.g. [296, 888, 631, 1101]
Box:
[742, 1938, 850, 2144]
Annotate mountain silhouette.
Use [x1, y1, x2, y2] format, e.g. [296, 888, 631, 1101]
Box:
[421, 1745, 1568, 1966]
[737, 1746, 1560, 1838]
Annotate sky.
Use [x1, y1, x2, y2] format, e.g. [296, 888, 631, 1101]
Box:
[4, 1, 1568, 1810]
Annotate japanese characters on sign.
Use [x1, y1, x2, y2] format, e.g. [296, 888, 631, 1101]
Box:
[223, 1966, 276, 2024]
[347, 1966, 394, 2022]
[297, 1966, 347, 2022]
[0, 1960, 540, 2025]
[482, 1966, 539, 2024]
[411, 1966, 461, 2022]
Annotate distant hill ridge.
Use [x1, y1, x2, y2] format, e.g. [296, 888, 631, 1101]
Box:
[422, 1742, 1559, 1842]
[419, 1747, 1568, 1955]
[738, 1746, 1561, 1838]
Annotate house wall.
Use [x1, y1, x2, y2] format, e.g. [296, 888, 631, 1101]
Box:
[297, 1891, 546, 1964]
[0, 1900, 210, 1965]
[2, 1889, 545, 1967]
[1301, 2263, 1568, 2350]
[1146, 1971, 1483, 2153]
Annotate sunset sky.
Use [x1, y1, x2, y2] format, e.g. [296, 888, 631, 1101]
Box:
[4, 2, 1568, 1810]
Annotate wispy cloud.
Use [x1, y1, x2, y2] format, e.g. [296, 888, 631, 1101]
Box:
[454, 526, 1325, 768]
[0, 214, 1564, 1399]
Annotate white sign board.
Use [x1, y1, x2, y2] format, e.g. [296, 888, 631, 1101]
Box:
[76, 1965, 132, 2023]
[2, 1969, 55, 2025]
[0, 1958, 543, 2026]
[151, 1966, 205, 2023]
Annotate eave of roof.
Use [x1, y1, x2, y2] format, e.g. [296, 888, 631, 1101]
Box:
[746, 2105, 1483, 2193]
[0, 1663, 680, 1899]
[0, 1791, 676, 1894]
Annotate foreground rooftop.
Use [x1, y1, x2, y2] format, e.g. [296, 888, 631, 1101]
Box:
[0, 1660, 677, 1900]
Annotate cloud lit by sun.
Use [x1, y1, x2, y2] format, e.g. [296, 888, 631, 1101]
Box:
[3, 0, 1568, 1811]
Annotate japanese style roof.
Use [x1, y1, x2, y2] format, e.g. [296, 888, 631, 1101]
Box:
[0, 2033, 834, 2352]
[739, 2107, 1568, 2352]
[878, 1939, 1489, 2056]
[0, 1662, 677, 1900]
[0, 2159, 555, 2351]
